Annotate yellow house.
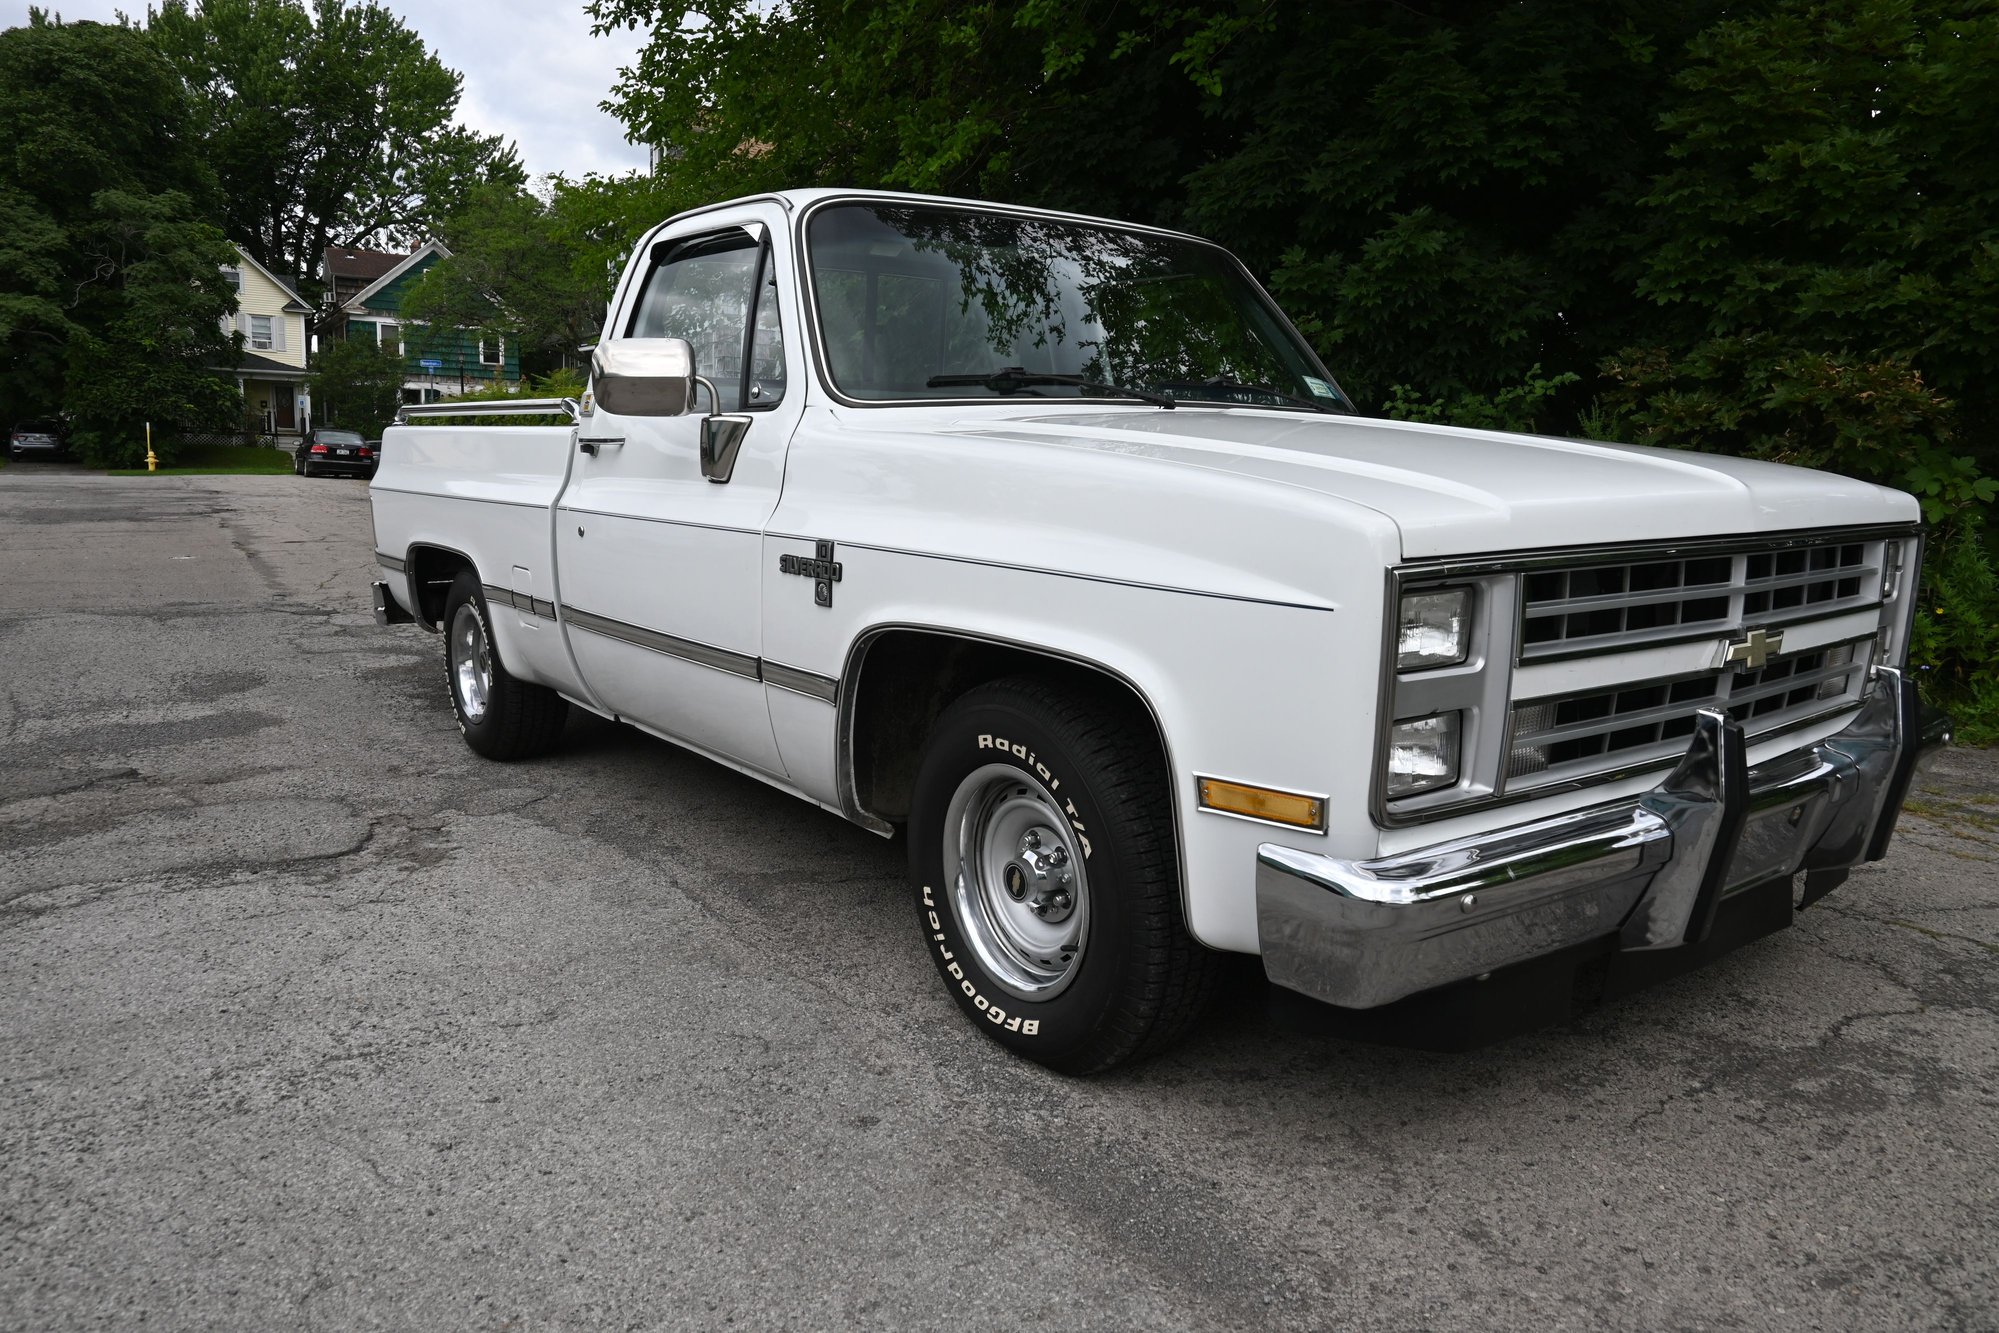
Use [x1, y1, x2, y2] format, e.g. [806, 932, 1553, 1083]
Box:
[217, 245, 314, 438]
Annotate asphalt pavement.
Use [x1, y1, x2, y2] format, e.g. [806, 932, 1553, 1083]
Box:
[2, 465, 1994, 1331]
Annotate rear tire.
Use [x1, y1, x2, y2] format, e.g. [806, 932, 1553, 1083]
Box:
[441, 571, 568, 760]
[907, 675, 1219, 1074]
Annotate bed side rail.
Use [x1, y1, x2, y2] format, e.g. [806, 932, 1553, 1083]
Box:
[394, 398, 581, 424]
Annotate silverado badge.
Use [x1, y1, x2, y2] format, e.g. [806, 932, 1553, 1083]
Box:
[779, 540, 843, 607]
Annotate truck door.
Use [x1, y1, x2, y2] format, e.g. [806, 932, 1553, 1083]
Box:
[554, 208, 801, 775]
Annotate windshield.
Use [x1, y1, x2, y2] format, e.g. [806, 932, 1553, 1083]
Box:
[318, 430, 364, 444]
[805, 203, 1348, 410]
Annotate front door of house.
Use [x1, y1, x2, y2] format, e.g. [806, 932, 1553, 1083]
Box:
[273, 383, 296, 431]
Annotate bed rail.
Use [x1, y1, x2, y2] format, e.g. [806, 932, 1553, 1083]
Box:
[394, 398, 580, 424]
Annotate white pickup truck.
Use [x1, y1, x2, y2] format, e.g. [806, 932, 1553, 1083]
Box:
[369, 188, 1948, 1072]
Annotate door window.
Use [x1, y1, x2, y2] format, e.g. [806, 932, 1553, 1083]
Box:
[746, 265, 787, 407]
[625, 230, 785, 411]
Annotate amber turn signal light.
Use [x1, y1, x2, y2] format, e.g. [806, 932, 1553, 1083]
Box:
[1197, 777, 1326, 831]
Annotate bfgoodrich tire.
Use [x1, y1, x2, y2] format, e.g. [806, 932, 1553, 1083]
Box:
[907, 675, 1219, 1074]
[441, 571, 568, 761]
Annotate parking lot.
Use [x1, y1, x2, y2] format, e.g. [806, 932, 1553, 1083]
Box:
[1, 466, 1994, 1331]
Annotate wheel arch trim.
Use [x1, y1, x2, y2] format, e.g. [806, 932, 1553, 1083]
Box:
[402, 540, 484, 631]
[834, 621, 1196, 940]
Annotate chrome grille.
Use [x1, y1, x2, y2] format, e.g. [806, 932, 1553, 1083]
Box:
[1520, 540, 1875, 659]
[1507, 640, 1867, 784]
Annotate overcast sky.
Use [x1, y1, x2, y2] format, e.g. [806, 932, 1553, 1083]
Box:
[0, 1, 653, 179]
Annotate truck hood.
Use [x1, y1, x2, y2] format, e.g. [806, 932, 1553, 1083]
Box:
[953, 408, 1917, 559]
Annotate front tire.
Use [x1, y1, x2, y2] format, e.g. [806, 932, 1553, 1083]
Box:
[907, 676, 1219, 1073]
[441, 571, 568, 760]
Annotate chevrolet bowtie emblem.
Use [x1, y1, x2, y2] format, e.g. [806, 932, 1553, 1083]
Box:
[1718, 627, 1783, 672]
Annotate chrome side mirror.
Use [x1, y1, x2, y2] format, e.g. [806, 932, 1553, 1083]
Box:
[591, 335, 754, 483]
[592, 337, 698, 416]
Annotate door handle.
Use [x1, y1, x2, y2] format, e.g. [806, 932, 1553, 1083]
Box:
[578, 436, 624, 456]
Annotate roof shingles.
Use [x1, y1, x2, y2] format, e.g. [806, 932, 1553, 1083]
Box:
[324, 247, 407, 285]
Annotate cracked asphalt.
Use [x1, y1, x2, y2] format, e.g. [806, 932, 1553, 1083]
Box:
[1, 466, 1994, 1331]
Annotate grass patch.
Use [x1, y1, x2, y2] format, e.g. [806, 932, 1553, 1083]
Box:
[106, 443, 292, 476]
[1899, 795, 1999, 836]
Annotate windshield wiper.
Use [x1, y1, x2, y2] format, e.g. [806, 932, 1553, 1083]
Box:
[1161, 376, 1346, 414]
[926, 367, 1176, 409]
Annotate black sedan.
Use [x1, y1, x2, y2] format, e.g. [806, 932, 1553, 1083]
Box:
[294, 428, 376, 478]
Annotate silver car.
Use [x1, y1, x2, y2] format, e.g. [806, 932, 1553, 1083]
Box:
[7, 420, 64, 460]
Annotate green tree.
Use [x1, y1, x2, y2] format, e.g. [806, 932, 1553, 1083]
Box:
[0, 16, 238, 466]
[1604, 0, 1999, 726]
[398, 180, 617, 377]
[1145, 2, 1726, 409]
[587, 0, 1217, 231]
[147, 0, 525, 292]
[308, 337, 405, 439]
[1603, 2, 1999, 448]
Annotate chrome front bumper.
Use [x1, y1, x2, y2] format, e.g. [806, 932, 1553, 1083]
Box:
[1256, 666, 1952, 1009]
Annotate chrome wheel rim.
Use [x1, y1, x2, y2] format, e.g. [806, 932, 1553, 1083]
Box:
[449, 602, 492, 723]
[944, 763, 1089, 1002]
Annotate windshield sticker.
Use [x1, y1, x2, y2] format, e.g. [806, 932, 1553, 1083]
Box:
[1303, 377, 1339, 400]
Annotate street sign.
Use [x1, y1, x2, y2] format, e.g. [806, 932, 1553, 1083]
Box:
[419, 358, 442, 370]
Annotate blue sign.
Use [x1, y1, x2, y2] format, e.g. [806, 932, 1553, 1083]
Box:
[419, 358, 442, 370]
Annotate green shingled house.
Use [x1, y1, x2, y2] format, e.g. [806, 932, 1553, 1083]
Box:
[321, 241, 521, 402]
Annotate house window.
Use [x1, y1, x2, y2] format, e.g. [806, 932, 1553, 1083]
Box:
[479, 334, 502, 366]
[223, 267, 242, 290]
[249, 314, 274, 350]
[379, 323, 400, 357]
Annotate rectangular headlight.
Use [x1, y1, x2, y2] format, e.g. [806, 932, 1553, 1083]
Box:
[1386, 712, 1461, 798]
[1398, 588, 1471, 670]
